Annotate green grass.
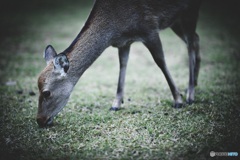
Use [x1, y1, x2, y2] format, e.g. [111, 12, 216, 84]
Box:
[1, 0, 240, 159]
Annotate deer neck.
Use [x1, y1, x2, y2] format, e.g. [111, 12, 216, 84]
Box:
[63, 22, 113, 85]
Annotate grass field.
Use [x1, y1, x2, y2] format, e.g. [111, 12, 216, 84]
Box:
[0, 0, 240, 159]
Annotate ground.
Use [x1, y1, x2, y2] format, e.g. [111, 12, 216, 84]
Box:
[0, 0, 240, 159]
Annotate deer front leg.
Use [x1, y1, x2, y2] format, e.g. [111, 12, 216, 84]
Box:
[110, 46, 130, 111]
[144, 33, 183, 108]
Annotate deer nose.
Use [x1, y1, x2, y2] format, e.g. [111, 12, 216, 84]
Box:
[37, 116, 53, 128]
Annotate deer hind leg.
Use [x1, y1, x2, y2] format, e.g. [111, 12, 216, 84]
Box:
[110, 46, 130, 111]
[186, 34, 200, 104]
[144, 33, 183, 108]
[193, 33, 200, 87]
[171, 20, 200, 104]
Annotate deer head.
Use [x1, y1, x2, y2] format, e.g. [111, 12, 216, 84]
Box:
[37, 45, 73, 127]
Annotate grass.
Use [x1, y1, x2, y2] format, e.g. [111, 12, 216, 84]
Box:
[1, 0, 240, 159]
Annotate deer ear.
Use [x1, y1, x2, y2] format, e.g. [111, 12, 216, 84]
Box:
[44, 45, 57, 64]
[53, 54, 69, 74]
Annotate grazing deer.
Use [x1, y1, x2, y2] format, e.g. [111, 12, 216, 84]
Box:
[37, 0, 202, 127]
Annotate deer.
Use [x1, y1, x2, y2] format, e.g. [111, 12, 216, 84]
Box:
[37, 0, 202, 127]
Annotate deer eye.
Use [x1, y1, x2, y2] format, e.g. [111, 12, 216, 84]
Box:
[43, 90, 51, 98]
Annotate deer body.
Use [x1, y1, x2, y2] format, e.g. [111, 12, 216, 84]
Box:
[37, 0, 202, 127]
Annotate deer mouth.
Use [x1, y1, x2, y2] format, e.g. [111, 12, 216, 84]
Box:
[46, 117, 54, 126]
[37, 116, 54, 128]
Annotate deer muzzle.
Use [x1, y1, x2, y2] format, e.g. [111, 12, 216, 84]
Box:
[36, 116, 54, 128]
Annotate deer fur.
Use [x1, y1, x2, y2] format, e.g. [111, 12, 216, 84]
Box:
[37, 0, 202, 127]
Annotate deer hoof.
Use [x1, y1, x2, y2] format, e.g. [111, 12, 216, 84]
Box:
[109, 107, 120, 111]
[173, 103, 184, 108]
[186, 99, 194, 105]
